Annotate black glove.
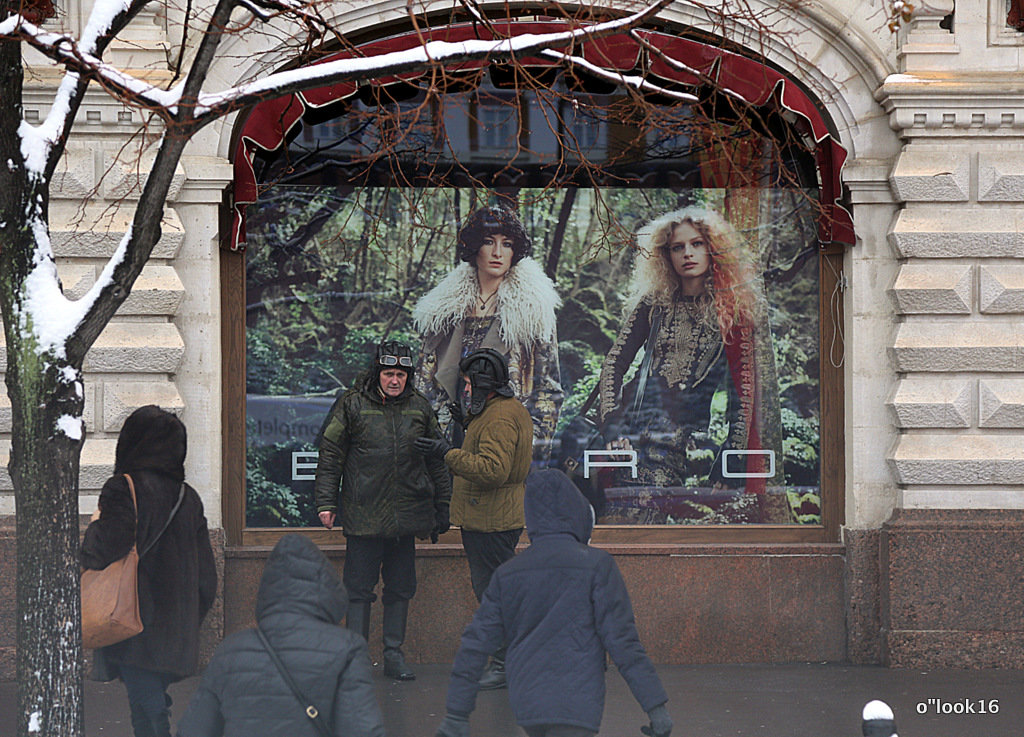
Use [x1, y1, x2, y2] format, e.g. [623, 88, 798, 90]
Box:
[446, 400, 465, 428]
[641, 704, 672, 737]
[435, 712, 470, 737]
[431, 503, 451, 543]
[415, 436, 452, 459]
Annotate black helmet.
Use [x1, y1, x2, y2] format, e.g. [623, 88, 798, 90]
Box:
[369, 340, 414, 395]
[459, 348, 513, 416]
[375, 340, 414, 371]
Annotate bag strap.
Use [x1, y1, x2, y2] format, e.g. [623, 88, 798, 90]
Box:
[124, 474, 139, 551]
[128, 475, 186, 559]
[256, 626, 332, 737]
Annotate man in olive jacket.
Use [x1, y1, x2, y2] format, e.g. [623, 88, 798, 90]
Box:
[315, 340, 452, 681]
[415, 347, 533, 690]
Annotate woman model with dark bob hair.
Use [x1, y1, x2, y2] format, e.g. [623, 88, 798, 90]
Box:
[598, 205, 786, 523]
[414, 204, 563, 458]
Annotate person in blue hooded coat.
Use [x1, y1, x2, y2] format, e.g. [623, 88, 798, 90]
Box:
[435, 469, 673, 737]
[176, 534, 384, 737]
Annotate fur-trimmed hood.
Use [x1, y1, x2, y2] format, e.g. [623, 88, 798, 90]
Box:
[412, 257, 561, 347]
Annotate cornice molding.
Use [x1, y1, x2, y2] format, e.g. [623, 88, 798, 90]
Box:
[876, 73, 1024, 136]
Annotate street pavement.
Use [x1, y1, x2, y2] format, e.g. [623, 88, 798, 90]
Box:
[3, 662, 1024, 736]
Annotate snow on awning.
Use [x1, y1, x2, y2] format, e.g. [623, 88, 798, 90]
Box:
[229, 22, 855, 251]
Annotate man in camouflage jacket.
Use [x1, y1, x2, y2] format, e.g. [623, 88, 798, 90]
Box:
[315, 340, 451, 681]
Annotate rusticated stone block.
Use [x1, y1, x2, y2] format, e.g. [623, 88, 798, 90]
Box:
[101, 150, 185, 201]
[890, 150, 969, 201]
[890, 434, 1024, 484]
[979, 379, 1024, 427]
[82, 323, 184, 373]
[891, 263, 971, 314]
[0, 384, 96, 435]
[891, 321, 1022, 372]
[103, 382, 184, 431]
[889, 378, 971, 428]
[62, 264, 185, 317]
[0, 438, 115, 492]
[980, 265, 1024, 313]
[56, 264, 96, 297]
[50, 204, 183, 259]
[890, 207, 1024, 257]
[50, 147, 95, 198]
[979, 152, 1024, 201]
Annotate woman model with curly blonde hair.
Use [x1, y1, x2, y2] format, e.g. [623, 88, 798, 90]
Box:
[598, 205, 785, 523]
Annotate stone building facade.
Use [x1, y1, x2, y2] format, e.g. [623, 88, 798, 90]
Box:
[2, 0, 1024, 673]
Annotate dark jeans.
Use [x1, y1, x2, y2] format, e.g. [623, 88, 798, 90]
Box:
[523, 726, 596, 737]
[343, 534, 416, 605]
[120, 664, 172, 737]
[460, 528, 522, 602]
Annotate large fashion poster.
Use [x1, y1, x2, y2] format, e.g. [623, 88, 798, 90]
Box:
[245, 186, 821, 526]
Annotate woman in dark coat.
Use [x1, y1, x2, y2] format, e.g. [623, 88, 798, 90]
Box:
[81, 405, 217, 737]
[177, 533, 385, 737]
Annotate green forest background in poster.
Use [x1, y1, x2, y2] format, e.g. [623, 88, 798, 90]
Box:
[245, 186, 821, 527]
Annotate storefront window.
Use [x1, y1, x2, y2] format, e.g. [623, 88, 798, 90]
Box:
[242, 72, 829, 529]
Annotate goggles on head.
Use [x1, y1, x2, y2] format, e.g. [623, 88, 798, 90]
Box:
[379, 355, 414, 368]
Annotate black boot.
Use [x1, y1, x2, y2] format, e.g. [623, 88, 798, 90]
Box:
[347, 601, 371, 642]
[382, 601, 416, 681]
[148, 710, 172, 737]
[128, 705, 156, 737]
[478, 656, 507, 690]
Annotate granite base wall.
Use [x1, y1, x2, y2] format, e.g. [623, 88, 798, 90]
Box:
[5, 514, 1016, 671]
[225, 541, 848, 664]
[880, 509, 1024, 668]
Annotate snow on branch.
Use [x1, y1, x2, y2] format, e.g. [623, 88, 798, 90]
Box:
[1, 18, 184, 114]
[538, 48, 698, 103]
[192, 0, 674, 121]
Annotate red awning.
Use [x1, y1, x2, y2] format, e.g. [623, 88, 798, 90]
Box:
[230, 22, 855, 250]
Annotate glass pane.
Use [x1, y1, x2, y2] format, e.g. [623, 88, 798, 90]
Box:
[245, 185, 821, 526]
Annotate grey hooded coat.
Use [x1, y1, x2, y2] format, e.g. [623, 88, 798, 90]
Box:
[177, 534, 384, 737]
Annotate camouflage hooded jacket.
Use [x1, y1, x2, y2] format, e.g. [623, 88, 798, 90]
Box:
[314, 373, 452, 538]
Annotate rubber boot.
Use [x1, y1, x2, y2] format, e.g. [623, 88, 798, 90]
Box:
[128, 704, 156, 737]
[347, 601, 371, 642]
[148, 710, 172, 737]
[477, 656, 507, 690]
[382, 600, 416, 681]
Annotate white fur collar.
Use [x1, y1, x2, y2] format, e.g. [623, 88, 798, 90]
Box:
[413, 257, 561, 346]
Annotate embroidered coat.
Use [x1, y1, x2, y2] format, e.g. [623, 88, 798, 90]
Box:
[598, 293, 784, 496]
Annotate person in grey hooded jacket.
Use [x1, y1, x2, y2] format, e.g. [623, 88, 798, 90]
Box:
[176, 534, 384, 737]
[435, 469, 672, 737]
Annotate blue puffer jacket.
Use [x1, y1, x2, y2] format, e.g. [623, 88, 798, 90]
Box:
[446, 469, 668, 731]
[177, 534, 384, 737]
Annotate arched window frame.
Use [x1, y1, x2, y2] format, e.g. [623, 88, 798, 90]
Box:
[220, 20, 850, 546]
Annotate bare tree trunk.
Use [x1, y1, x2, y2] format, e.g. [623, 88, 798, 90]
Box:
[545, 188, 577, 281]
[2, 16, 86, 736]
[8, 360, 86, 737]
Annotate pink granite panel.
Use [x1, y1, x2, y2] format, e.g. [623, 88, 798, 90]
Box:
[768, 553, 846, 662]
[615, 553, 772, 664]
[844, 529, 882, 664]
